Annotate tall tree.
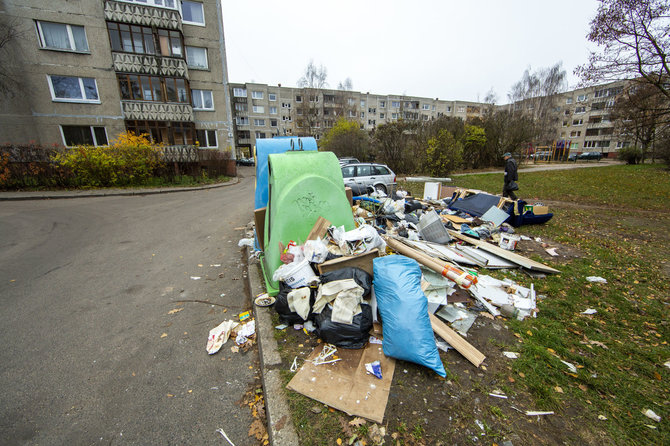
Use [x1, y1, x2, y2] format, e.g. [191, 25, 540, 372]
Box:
[0, 18, 21, 97]
[372, 121, 418, 174]
[320, 118, 370, 160]
[295, 61, 329, 137]
[425, 129, 463, 176]
[337, 78, 353, 91]
[577, 0, 670, 100]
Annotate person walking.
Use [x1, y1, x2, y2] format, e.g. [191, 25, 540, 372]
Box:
[502, 152, 518, 200]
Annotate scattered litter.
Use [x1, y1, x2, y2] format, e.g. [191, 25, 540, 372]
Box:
[520, 235, 531, 241]
[545, 247, 559, 256]
[474, 419, 485, 431]
[598, 415, 608, 420]
[293, 324, 303, 330]
[582, 308, 597, 315]
[503, 352, 519, 359]
[206, 320, 238, 355]
[525, 410, 554, 416]
[586, 276, 607, 284]
[499, 234, 520, 251]
[235, 320, 256, 346]
[167, 308, 183, 315]
[643, 409, 661, 422]
[190, 276, 201, 280]
[237, 238, 254, 248]
[275, 324, 288, 330]
[211, 264, 221, 267]
[215, 428, 235, 446]
[369, 335, 383, 345]
[290, 356, 298, 372]
[254, 293, 276, 307]
[561, 360, 578, 374]
[489, 392, 508, 399]
[312, 344, 340, 365]
[435, 339, 452, 353]
[239, 311, 251, 321]
[435, 304, 477, 336]
[303, 320, 316, 333]
[365, 360, 383, 379]
[220, 293, 226, 297]
[160, 333, 167, 338]
[665, 361, 670, 369]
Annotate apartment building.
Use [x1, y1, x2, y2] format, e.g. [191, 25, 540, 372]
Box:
[0, 0, 235, 151]
[228, 82, 486, 155]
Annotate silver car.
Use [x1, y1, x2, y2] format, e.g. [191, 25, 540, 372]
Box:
[341, 163, 396, 195]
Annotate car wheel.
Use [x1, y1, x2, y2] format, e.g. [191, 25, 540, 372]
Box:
[374, 184, 387, 195]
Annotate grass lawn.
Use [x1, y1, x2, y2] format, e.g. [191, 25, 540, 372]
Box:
[276, 164, 669, 445]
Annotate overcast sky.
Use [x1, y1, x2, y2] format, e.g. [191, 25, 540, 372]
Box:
[222, 0, 601, 104]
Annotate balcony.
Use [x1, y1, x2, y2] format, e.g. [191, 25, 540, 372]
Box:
[104, 0, 182, 31]
[122, 101, 193, 121]
[112, 52, 188, 78]
[586, 122, 613, 129]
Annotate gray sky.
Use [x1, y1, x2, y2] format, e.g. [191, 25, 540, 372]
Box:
[222, 0, 601, 104]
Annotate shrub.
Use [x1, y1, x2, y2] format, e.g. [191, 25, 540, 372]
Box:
[51, 132, 164, 187]
[617, 146, 643, 165]
[425, 129, 463, 176]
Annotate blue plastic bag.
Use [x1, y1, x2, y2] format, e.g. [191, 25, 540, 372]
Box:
[373, 255, 446, 377]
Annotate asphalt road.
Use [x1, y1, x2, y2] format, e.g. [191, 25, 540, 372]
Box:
[0, 167, 258, 444]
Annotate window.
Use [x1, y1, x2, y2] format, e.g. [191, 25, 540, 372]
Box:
[237, 130, 250, 139]
[457, 106, 466, 113]
[341, 166, 355, 178]
[253, 118, 265, 126]
[348, 110, 356, 117]
[282, 115, 291, 121]
[196, 129, 217, 147]
[236, 116, 249, 125]
[310, 95, 319, 102]
[571, 142, 578, 149]
[255, 131, 266, 139]
[575, 106, 586, 114]
[233, 88, 247, 97]
[252, 105, 264, 113]
[269, 93, 277, 101]
[48, 75, 99, 103]
[391, 101, 400, 108]
[121, 0, 177, 8]
[252, 91, 263, 99]
[422, 104, 430, 110]
[61, 125, 108, 146]
[379, 112, 385, 119]
[577, 94, 588, 102]
[570, 131, 581, 137]
[117, 74, 189, 103]
[126, 120, 194, 144]
[181, 1, 205, 25]
[360, 100, 365, 107]
[295, 95, 302, 102]
[281, 102, 291, 108]
[269, 106, 277, 114]
[270, 119, 277, 127]
[572, 119, 583, 126]
[348, 98, 355, 105]
[361, 112, 365, 117]
[234, 103, 247, 112]
[107, 23, 156, 55]
[368, 107, 376, 113]
[566, 97, 573, 104]
[192, 89, 213, 110]
[446, 106, 452, 112]
[562, 120, 568, 127]
[36, 21, 89, 52]
[186, 46, 207, 69]
[432, 105, 436, 111]
[379, 101, 386, 108]
[157, 29, 183, 56]
[391, 113, 398, 119]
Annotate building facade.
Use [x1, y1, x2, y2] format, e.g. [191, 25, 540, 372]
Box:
[0, 0, 235, 151]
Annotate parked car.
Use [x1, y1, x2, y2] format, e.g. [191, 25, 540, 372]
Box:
[236, 157, 255, 166]
[341, 163, 396, 195]
[577, 151, 603, 161]
[567, 153, 578, 162]
[531, 151, 551, 161]
[338, 157, 360, 166]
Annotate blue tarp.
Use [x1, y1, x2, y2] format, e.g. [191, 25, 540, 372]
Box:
[254, 137, 318, 210]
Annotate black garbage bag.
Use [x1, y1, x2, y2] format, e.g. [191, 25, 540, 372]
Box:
[274, 282, 315, 325]
[405, 199, 423, 213]
[314, 304, 372, 349]
[320, 267, 372, 297]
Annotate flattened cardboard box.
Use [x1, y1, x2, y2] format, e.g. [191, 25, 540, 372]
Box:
[286, 341, 395, 423]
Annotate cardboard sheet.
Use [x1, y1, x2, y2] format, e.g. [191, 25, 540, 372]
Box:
[286, 342, 395, 423]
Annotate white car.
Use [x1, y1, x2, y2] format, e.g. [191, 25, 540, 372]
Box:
[341, 163, 396, 195]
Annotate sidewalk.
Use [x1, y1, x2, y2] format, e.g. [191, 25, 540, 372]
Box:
[0, 177, 239, 201]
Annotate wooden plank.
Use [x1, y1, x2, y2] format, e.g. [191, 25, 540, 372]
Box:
[306, 216, 331, 241]
[448, 230, 560, 274]
[317, 249, 379, 277]
[254, 207, 266, 249]
[345, 187, 353, 206]
[286, 342, 395, 423]
[429, 313, 485, 368]
[440, 214, 471, 225]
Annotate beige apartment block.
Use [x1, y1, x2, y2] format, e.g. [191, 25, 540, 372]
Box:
[0, 0, 234, 152]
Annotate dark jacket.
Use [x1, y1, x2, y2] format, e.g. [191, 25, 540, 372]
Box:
[504, 158, 518, 183]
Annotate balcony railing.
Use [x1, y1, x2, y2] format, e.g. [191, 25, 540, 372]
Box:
[121, 101, 193, 121]
[112, 52, 188, 78]
[104, 0, 182, 31]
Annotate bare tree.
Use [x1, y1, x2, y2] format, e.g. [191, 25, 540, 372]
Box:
[576, 0, 670, 100]
[297, 60, 328, 89]
[0, 17, 22, 98]
[337, 78, 353, 91]
[295, 61, 329, 137]
[508, 63, 567, 145]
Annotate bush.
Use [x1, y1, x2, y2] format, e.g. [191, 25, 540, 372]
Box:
[617, 146, 643, 165]
[425, 129, 463, 176]
[51, 132, 164, 187]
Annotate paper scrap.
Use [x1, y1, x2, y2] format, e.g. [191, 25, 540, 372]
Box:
[586, 276, 607, 283]
[561, 360, 578, 373]
[643, 409, 661, 422]
[365, 360, 383, 379]
[503, 351, 519, 359]
[526, 410, 554, 416]
[545, 247, 559, 256]
[190, 276, 201, 280]
[207, 320, 239, 355]
[582, 308, 597, 315]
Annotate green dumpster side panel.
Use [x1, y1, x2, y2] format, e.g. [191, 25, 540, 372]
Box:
[262, 151, 355, 295]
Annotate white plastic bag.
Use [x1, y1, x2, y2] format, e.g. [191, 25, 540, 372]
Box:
[207, 320, 239, 355]
[303, 238, 329, 263]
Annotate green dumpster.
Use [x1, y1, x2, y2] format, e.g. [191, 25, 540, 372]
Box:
[261, 151, 355, 295]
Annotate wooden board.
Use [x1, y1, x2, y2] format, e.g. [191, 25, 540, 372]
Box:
[306, 216, 331, 241]
[286, 342, 395, 424]
[317, 249, 379, 277]
[448, 230, 560, 274]
[254, 207, 266, 249]
[345, 187, 353, 206]
[429, 313, 485, 368]
[440, 214, 471, 225]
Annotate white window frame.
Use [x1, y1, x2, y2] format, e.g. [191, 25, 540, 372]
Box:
[360, 100, 365, 107]
[575, 106, 586, 114]
[36, 21, 89, 53]
[47, 75, 100, 103]
[253, 118, 265, 126]
[236, 116, 249, 125]
[233, 88, 247, 97]
[59, 125, 108, 147]
[252, 105, 264, 113]
[268, 93, 277, 101]
[566, 97, 573, 104]
[186, 46, 208, 69]
[192, 89, 214, 110]
[252, 91, 264, 99]
[269, 106, 277, 115]
[198, 129, 218, 148]
[422, 104, 430, 110]
[270, 118, 278, 127]
[379, 112, 385, 119]
[379, 101, 386, 108]
[181, 1, 205, 26]
[391, 101, 400, 108]
[118, 0, 178, 8]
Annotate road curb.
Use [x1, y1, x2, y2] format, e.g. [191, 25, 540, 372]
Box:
[0, 177, 240, 201]
[246, 249, 299, 446]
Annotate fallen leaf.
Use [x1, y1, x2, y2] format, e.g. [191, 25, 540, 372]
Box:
[160, 333, 167, 338]
[167, 393, 174, 397]
[349, 417, 366, 427]
[547, 348, 556, 354]
[337, 438, 342, 445]
[579, 384, 588, 391]
[526, 330, 533, 336]
[519, 372, 525, 378]
[654, 372, 661, 381]
[167, 308, 183, 315]
[554, 386, 564, 393]
[248, 419, 266, 440]
[188, 390, 192, 393]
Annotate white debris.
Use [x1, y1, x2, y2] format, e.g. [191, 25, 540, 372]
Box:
[586, 276, 607, 283]
[561, 360, 578, 373]
[190, 276, 201, 280]
[643, 409, 661, 422]
[582, 308, 598, 315]
[526, 410, 554, 416]
[237, 238, 254, 248]
[503, 351, 519, 359]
